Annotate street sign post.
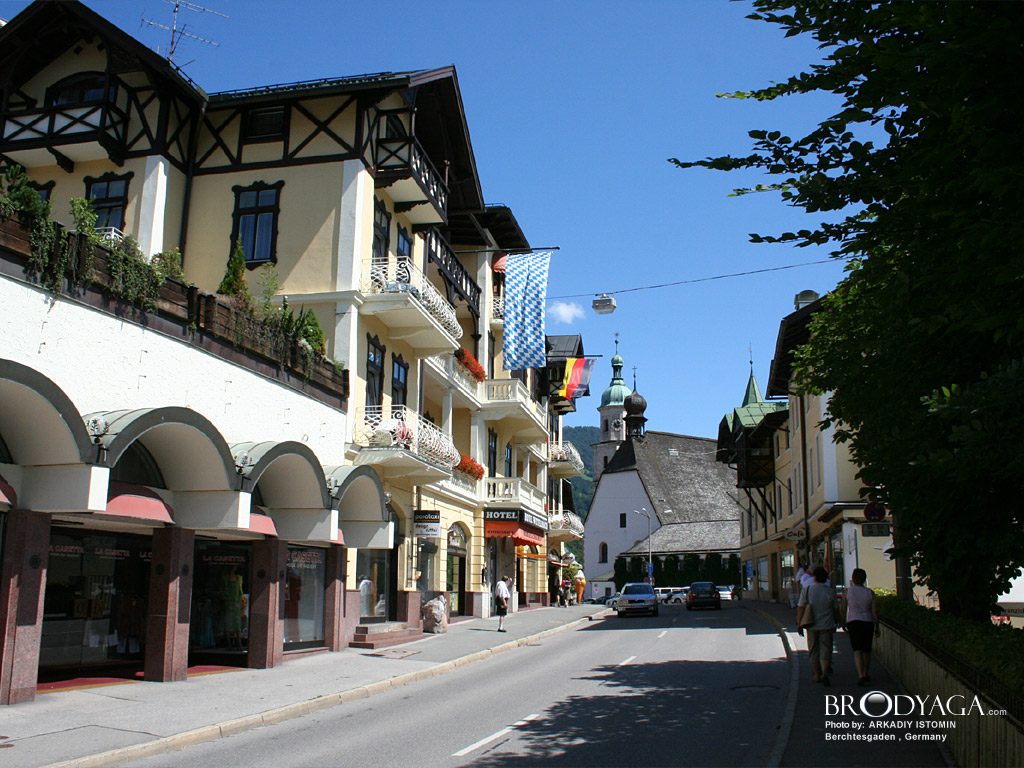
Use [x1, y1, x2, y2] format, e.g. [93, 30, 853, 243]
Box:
[864, 502, 886, 522]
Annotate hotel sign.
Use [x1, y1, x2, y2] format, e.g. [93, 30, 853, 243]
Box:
[413, 510, 441, 538]
[484, 508, 549, 532]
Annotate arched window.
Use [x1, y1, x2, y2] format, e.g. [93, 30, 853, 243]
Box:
[111, 442, 166, 488]
[599, 542, 608, 563]
[46, 72, 113, 106]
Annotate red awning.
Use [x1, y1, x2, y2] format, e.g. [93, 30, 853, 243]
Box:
[105, 482, 174, 524]
[249, 507, 279, 537]
[0, 473, 17, 508]
[492, 254, 507, 273]
[484, 521, 545, 547]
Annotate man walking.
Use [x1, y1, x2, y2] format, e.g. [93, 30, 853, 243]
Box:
[494, 575, 512, 632]
[797, 566, 838, 686]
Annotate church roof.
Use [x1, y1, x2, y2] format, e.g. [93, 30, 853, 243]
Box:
[623, 521, 740, 556]
[602, 431, 743, 535]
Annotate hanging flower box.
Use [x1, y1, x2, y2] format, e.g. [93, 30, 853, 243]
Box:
[455, 454, 486, 480]
[454, 347, 486, 382]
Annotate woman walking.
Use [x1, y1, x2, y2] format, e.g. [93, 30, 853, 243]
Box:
[841, 568, 880, 686]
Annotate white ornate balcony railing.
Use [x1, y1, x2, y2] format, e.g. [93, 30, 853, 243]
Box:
[96, 226, 125, 245]
[354, 404, 460, 469]
[361, 257, 463, 341]
[549, 441, 584, 474]
[484, 477, 545, 513]
[425, 353, 482, 400]
[491, 293, 505, 322]
[548, 510, 585, 537]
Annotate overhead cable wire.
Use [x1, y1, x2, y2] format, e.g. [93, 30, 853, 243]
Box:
[548, 257, 850, 301]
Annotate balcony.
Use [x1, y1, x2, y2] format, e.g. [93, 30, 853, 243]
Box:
[352, 405, 460, 482]
[547, 510, 585, 541]
[1, 99, 129, 171]
[432, 468, 480, 504]
[481, 378, 547, 443]
[490, 292, 504, 330]
[484, 477, 545, 517]
[548, 441, 584, 478]
[425, 229, 481, 319]
[360, 257, 463, 356]
[424, 352, 482, 405]
[374, 135, 448, 225]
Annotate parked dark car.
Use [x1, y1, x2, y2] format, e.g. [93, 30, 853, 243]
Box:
[686, 581, 721, 610]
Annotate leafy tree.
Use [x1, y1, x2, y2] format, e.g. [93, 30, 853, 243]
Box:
[673, 1, 1024, 619]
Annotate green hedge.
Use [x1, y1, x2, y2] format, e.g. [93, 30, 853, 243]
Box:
[876, 593, 1024, 696]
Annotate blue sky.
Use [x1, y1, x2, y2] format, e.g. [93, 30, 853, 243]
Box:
[1, 0, 848, 439]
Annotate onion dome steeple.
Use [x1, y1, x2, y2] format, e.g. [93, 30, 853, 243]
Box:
[600, 340, 631, 408]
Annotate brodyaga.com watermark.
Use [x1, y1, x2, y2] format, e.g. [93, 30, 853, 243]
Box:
[821, 691, 1008, 744]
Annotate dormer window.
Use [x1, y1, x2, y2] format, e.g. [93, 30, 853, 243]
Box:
[46, 72, 113, 106]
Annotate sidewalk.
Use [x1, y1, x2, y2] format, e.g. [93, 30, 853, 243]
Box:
[0, 604, 608, 768]
[741, 600, 952, 767]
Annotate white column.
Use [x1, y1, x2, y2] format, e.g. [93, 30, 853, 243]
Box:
[137, 156, 168, 257]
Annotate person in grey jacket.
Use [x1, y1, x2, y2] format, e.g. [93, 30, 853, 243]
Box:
[797, 566, 838, 686]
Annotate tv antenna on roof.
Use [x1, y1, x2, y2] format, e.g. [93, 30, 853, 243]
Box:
[142, 0, 228, 64]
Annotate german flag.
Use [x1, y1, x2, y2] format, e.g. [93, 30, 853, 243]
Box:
[558, 357, 595, 399]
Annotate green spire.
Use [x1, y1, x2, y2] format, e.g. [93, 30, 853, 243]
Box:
[742, 366, 764, 407]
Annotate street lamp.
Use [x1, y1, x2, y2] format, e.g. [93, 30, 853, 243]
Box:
[634, 508, 652, 584]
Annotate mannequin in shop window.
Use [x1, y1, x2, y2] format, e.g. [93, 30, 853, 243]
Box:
[222, 565, 245, 649]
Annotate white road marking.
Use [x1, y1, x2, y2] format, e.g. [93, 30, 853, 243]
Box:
[452, 713, 540, 757]
[658, 630, 667, 638]
[617, 655, 636, 666]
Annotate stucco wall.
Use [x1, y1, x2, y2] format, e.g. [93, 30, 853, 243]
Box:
[1, 275, 347, 465]
[583, 470, 654, 580]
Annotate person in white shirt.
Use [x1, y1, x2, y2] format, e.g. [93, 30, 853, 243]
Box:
[494, 576, 512, 632]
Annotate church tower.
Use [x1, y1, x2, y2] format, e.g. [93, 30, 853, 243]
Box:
[593, 341, 631, 481]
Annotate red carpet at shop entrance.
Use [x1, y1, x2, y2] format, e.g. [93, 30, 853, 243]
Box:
[37, 665, 239, 693]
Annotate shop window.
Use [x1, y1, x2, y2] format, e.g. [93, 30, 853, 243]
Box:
[392, 353, 408, 412]
[46, 71, 113, 106]
[284, 546, 327, 650]
[356, 549, 391, 622]
[242, 106, 286, 143]
[190, 541, 250, 655]
[599, 543, 608, 563]
[231, 181, 282, 264]
[85, 171, 133, 231]
[366, 334, 385, 408]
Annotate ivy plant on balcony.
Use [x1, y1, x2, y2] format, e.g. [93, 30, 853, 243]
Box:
[454, 347, 486, 382]
[455, 454, 486, 480]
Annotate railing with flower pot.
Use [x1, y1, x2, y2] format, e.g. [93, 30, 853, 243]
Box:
[354, 404, 460, 469]
[548, 440, 584, 475]
[361, 257, 462, 341]
[548, 510, 585, 538]
[425, 351, 483, 402]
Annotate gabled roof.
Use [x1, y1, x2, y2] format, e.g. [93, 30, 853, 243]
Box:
[602, 431, 743, 528]
[0, 0, 206, 103]
[622, 521, 740, 556]
[546, 334, 584, 361]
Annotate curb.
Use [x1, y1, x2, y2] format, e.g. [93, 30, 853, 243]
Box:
[45, 610, 610, 768]
[738, 603, 799, 768]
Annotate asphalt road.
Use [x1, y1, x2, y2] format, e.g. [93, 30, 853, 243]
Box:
[126, 602, 789, 767]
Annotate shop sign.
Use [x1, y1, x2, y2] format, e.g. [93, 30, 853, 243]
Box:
[484, 508, 548, 532]
[414, 509, 441, 538]
[784, 528, 807, 540]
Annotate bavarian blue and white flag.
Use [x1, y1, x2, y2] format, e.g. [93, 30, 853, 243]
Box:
[503, 251, 551, 370]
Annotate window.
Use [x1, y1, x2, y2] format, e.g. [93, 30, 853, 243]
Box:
[28, 180, 54, 203]
[487, 429, 498, 477]
[619, 513, 626, 528]
[365, 334, 385, 408]
[243, 107, 286, 143]
[816, 435, 823, 488]
[397, 226, 413, 259]
[599, 543, 608, 563]
[488, 332, 496, 379]
[231, 181, 282, 264]
[46, 72, 113, 106]
[603, 456, 608, 469]
[504, 443, 513, 477]
[85, 172, 132, 231]
[391, 354, 408, 412]
[372, 198, 390, 264]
